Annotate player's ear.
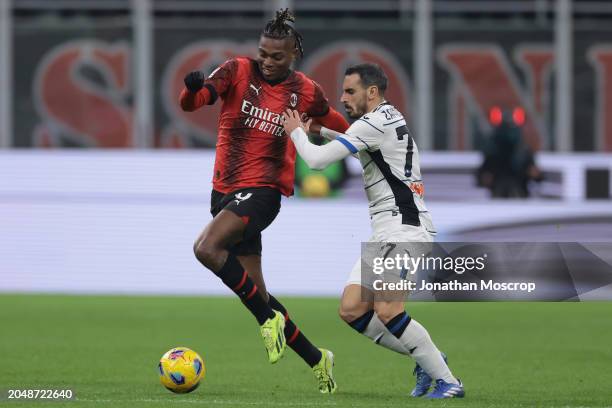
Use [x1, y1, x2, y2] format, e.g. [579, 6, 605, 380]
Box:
[367, 85, 377, 100]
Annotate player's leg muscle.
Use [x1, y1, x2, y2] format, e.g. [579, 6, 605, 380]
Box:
[194, 209, 247, 272]
[237, 255, 269, 301]
[373, 300, 406, 324]
[339, 284, 373, 323]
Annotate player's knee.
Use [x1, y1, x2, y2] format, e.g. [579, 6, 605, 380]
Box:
[338, 302, 365, 324]
[373, 302, 404, 323]
[338, 307, 357, 324]
[193, 236, 223, 269]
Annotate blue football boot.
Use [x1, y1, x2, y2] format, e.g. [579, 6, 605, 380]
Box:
[425, 379, 465, 399]
[410, 352, 448, 397]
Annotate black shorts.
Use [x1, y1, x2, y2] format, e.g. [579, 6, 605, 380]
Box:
[210, 187, 282, 256]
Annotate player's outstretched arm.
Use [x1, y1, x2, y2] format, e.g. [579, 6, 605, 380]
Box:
[179, 71, 215, 112]
[319, 126, 344, 142]
[306, 108, 363, 159]
[315, 107, 350, 135]
[283, 109, 352, 170]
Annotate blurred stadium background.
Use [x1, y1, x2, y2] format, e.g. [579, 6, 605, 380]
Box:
[1, 0, 612, 296]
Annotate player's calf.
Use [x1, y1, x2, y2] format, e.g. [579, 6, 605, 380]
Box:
[194, 227, 278, 335]
[340, 286, 409, 355]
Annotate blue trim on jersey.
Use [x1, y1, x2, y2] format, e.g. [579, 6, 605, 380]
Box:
[336, 136, 358, 154]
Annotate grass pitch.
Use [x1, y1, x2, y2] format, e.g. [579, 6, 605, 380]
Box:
[1, 294, 611, 407]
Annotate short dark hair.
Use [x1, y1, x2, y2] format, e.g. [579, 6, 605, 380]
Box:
[345, 63, 388, 94]
[262, 8, 304, 58]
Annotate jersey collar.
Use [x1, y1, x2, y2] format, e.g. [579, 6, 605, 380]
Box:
[372, 100, 391, 113]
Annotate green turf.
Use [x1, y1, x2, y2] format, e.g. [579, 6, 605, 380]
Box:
[1, 295, 611, 407]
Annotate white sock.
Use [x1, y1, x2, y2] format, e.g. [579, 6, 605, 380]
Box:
[362, 313, 410, 355]
[394, 318, 458, 384]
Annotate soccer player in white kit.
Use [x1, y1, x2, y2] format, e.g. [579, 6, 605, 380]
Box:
[282, 63, 464, 399]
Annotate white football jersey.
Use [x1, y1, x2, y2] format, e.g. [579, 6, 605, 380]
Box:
[335, 101, 430, 227]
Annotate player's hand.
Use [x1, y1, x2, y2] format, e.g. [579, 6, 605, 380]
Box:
[283, 109, 311, 135]
[184, 71, 205, 92]
[299, 113, 321, 134]
[300, 112, 321, 134]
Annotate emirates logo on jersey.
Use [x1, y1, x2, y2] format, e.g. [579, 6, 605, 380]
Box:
[240, 99, 286, 137]
[290, 93, 298, 108]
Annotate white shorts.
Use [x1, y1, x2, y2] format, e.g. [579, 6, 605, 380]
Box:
[346, 211, 436, 288]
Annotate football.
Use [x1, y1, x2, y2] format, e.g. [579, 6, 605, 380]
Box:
[158, 347, 205, 393]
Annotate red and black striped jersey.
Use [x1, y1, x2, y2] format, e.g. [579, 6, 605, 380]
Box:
[198, 57, 331, 196]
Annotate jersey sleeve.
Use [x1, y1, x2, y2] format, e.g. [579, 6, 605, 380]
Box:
[203, 58, 239, 100]
[305, 80, 330, 118]
[335, 116, 385, 153]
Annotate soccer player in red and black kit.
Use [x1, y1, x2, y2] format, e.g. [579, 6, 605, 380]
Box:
[179, 9, 349, 393]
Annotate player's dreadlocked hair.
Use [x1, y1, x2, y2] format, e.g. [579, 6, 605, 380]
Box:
[262, 8, 304, 58]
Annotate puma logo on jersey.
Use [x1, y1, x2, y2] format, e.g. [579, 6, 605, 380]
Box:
[234, 192, 253, 205]
[249, 83, 262, 95]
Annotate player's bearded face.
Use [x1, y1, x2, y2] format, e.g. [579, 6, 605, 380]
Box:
[341, 74, 368, 118]
[257, 36, 296, 81]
